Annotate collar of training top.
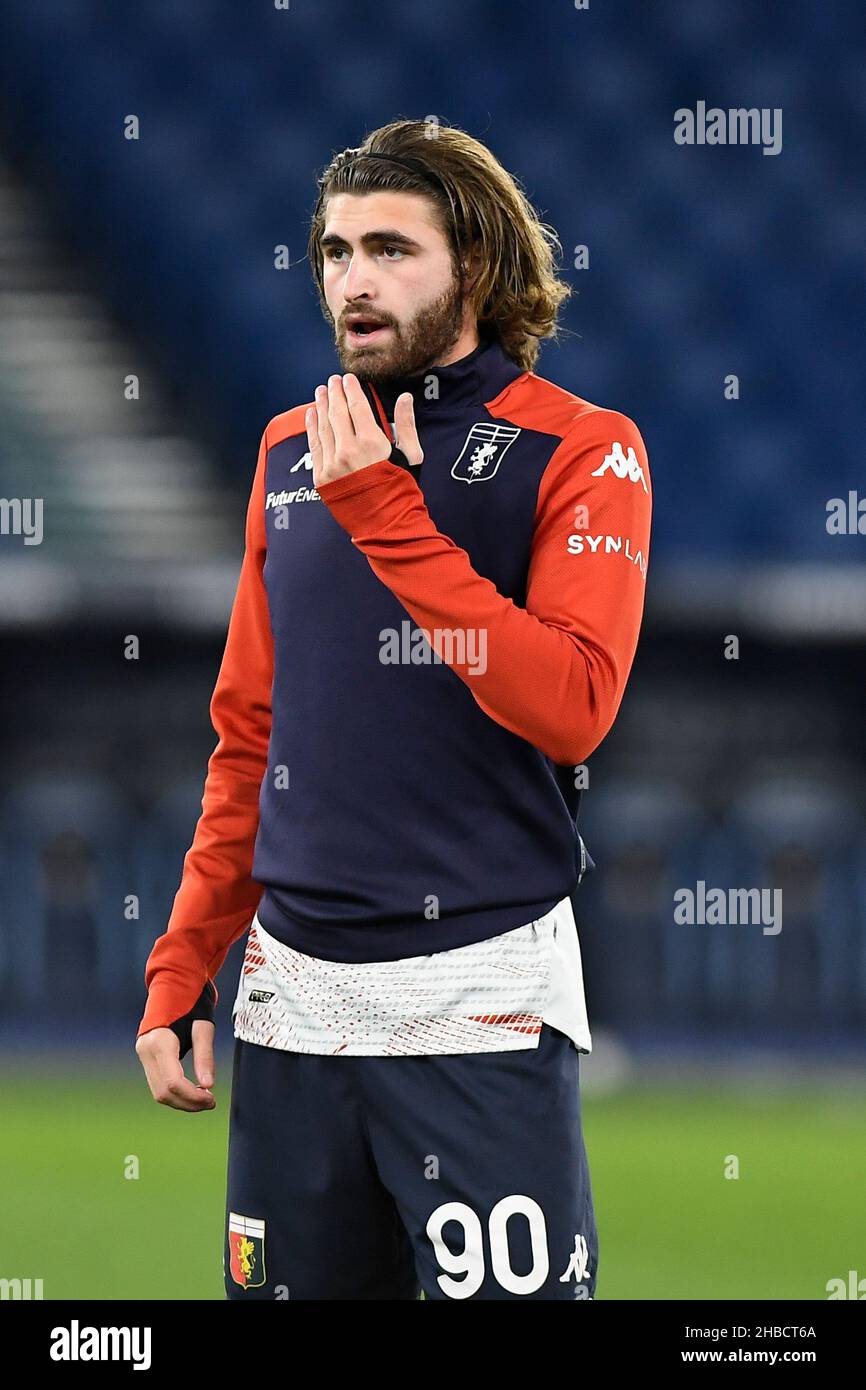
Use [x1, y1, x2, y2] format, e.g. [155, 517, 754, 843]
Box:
[359, 330, 526, 425]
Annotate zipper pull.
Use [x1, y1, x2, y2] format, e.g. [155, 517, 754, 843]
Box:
[577, 832, 588, 884]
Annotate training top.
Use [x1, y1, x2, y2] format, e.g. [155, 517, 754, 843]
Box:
[137, 330, 652, 1040]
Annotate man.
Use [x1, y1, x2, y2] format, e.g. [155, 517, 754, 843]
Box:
[136, 119, 651, 1300]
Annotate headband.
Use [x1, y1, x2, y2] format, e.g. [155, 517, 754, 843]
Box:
[342, 149, 445, 191]
[316, 148, 451, 210]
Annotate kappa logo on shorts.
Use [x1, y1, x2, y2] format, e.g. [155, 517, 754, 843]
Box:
[451, 423, 521, 484]
[559, 1231, 591, 1288]
[228, 1212, 267, 1289]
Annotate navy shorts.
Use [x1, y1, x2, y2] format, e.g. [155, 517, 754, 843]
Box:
[223, 1024, 598, 1300]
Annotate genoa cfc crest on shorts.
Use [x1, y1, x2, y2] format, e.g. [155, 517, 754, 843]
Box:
[228, 1212, 266, 1289]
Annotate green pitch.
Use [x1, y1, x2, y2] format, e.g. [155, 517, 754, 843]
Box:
[1, 1062, 863, 1300]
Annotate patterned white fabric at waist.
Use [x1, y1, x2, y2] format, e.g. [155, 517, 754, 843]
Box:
[232, 894, 591, 1057]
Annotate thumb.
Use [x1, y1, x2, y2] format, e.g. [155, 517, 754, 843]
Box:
[393, 393, 423, 467]
[191, 1019, 216, 1089]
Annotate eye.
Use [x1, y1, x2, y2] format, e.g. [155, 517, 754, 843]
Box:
[324, 244, 404, 264]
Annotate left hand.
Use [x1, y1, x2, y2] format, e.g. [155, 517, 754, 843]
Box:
[307, 373, 423, 489]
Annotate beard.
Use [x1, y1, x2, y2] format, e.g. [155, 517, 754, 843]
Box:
[334, 270, 467, 385]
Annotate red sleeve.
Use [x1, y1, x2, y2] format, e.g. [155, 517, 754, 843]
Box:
[317, 408, 651, 766]
[137, 427, 274, 1037]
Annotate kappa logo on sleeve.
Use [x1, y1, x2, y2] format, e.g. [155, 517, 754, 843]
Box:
[590, 440, 649, 493]
[228, 1212, 267, 1288]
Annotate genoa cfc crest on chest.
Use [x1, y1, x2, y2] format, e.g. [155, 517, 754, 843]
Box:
[228, 1212, 266, 1288]
[450, 422, 521, 484]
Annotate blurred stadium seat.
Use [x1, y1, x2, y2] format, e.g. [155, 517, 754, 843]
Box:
[0, 774, 138, 1012]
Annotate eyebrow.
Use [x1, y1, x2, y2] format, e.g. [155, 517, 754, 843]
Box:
[319, 229, 424, 252]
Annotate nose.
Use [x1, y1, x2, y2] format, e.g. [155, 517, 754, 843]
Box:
[341, 249, 376, 303]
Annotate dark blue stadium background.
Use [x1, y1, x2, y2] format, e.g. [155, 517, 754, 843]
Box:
[0, 0, 863, 1057]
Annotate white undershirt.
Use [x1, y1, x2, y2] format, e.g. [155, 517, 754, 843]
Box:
[232, 894, 591, 1057]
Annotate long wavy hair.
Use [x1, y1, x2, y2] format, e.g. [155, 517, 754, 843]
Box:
[307, 118, 573, 373]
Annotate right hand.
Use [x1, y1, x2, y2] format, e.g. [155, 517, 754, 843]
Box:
[135, 1020, 217, 1112]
